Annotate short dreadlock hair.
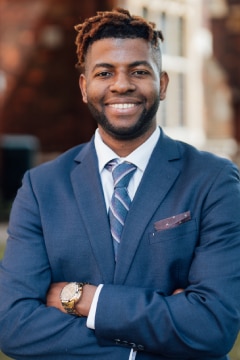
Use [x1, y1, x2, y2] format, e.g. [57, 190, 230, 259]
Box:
[74, 8, 164, 71]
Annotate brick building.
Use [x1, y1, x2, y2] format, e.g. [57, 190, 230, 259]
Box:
[0, 0, 115, 154]
[210, 0, 240, 163]
[0, 0, 115, 203]
[118, 0, 240, 159]
[0, 0, 240, 158]
[1, 1, 240, 354]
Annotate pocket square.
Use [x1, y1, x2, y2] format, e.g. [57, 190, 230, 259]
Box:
[154, 211, 191, 231]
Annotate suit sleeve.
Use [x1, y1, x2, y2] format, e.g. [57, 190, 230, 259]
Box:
[0, 171, 100, 359]
[94, 162, 240, 358]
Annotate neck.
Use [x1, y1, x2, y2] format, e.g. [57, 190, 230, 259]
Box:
[98, 126, 156, 157]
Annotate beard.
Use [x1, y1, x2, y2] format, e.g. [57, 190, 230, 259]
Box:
[87, 97, 160, 141]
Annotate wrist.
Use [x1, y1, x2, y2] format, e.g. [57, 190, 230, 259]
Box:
[75, 284, 97, 317]
[60, 282, 88, 316]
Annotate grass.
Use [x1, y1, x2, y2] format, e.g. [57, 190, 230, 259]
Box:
[0, 353, 11, 360]
[0, 244, 240, 359]
[0, 340, 239, 360]
[231, 336, 240, 360]
[0, 245, 5, 261]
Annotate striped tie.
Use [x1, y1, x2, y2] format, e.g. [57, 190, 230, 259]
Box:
[107, 160, 137, 258]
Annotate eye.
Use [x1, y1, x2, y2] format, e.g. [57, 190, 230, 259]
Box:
[95, 71, 112, 78]
[132, 69, 149, 76]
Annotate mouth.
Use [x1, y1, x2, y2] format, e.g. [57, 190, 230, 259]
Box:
[104, 98, 143, 119]
[105, 102, 141, 118]
[105, 98, 142, 112]
[108, 103, 136, 109]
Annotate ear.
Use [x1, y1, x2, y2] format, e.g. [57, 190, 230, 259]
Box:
[159, 71, 169, 100]
[79, 74, 88, 103]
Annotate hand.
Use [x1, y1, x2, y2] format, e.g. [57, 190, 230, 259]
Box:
[173, 288, 184, 295]
[46, 282, 68, 312]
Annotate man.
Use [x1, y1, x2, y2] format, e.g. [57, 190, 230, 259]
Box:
[0, 7, 240, 360]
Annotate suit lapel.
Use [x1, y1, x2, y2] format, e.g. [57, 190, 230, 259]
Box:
[71, 140, 115, 283]
[114, 131, 182, 284]
[70, 131, 182, 285]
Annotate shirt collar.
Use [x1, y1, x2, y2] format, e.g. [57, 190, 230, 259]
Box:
[94, 127, 160, 173]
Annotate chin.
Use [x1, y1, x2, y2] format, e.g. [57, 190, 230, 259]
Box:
[107, 126, 149, 141]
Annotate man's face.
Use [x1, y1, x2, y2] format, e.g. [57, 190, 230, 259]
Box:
[80, 38, 168, 141]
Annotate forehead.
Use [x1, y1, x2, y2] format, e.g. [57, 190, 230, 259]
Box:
[84, 38, 156, 71]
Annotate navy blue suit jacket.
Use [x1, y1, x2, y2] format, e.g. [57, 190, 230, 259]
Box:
[0, 129, 240, 359]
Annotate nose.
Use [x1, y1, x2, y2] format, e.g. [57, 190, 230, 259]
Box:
[109, 72, 136, 93]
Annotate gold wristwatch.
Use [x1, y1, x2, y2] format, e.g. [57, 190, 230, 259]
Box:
[60, 282, 86, 315]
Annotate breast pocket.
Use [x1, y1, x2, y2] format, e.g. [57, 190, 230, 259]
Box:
[149, 219, 197, 244]
[147, 219, 198, 289]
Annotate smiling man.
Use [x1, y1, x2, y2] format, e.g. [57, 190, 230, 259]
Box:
[80, 36, 166, 140]
[0, 8, 240, 360]
[80, 36, 168, 155]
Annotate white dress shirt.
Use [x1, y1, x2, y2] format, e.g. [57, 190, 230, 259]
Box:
[87, 127, 161, 360]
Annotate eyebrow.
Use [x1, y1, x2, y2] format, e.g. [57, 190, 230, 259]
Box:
[92, 60, 154, 72]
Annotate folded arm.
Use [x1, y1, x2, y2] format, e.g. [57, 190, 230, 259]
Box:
[47, 162, 240, 358]
[1, 162, 240, 359]
[0, 172, 102, 359]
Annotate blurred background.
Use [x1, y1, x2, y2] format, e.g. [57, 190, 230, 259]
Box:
[0, 0, 240, 210]
[0, 0, 240, 359]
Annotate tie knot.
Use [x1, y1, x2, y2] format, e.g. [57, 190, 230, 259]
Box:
[106, 160, 137, 189]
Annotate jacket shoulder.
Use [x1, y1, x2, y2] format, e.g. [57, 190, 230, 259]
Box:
[25, 141, 94, 191]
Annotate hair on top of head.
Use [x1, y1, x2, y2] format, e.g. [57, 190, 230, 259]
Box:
[74, 7, 164, 70]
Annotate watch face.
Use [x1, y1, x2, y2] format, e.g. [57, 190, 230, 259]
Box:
[61, 282, 78, 301]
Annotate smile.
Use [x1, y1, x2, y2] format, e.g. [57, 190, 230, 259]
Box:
[108, 104, 136, 109]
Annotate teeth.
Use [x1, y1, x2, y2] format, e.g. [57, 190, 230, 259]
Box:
[110, 104, 135, 109]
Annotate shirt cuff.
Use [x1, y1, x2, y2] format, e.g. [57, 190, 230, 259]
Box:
[86, 284, 103, 329]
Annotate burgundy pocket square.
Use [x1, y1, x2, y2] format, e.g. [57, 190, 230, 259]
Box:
[154, 211, 191, 231]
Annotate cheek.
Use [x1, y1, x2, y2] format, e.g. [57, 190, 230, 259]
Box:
[85, 85, 104, 105]
[146, 83, 160, 103]
[153, 80, 161, 94]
